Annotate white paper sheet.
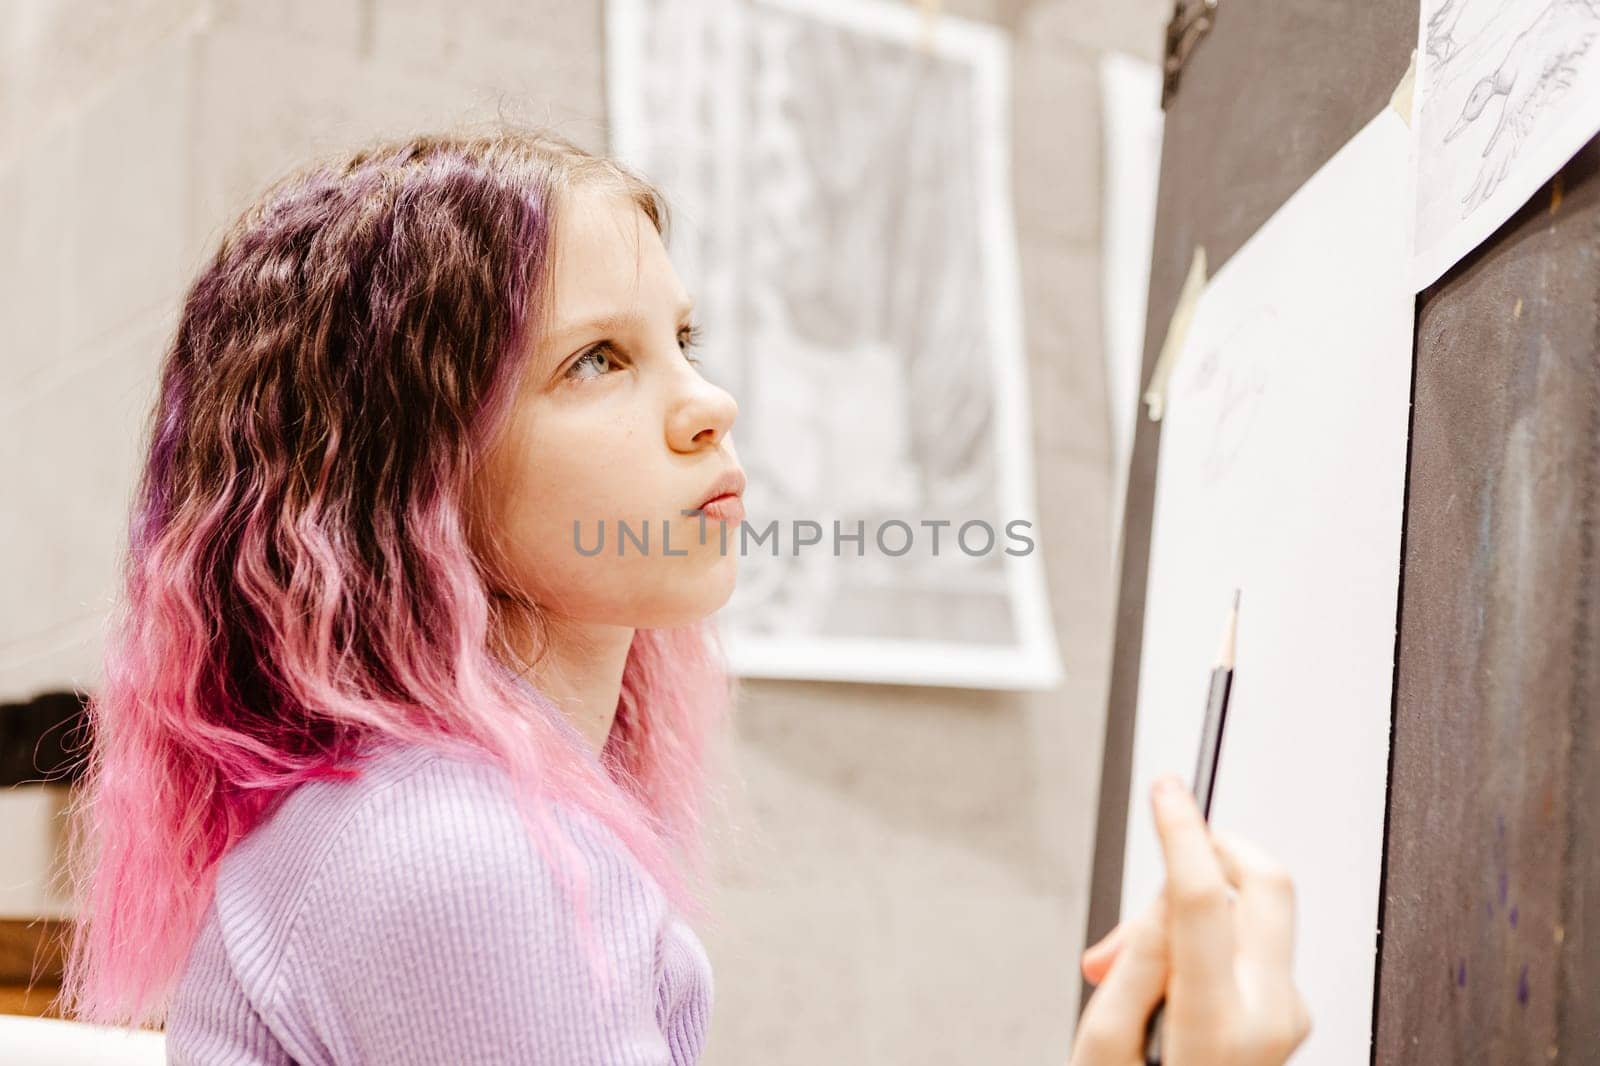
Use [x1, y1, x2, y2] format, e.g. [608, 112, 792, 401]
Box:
[1119, 107, 1414, 1066]
[1414, 0, 1600, 288]
[1099, 53, 1165, 576]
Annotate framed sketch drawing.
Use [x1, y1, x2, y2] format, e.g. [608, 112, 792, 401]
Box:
[605, 0, 1063, 689]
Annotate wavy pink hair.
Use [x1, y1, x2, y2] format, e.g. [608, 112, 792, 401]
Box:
[58, 126, 738, 1028]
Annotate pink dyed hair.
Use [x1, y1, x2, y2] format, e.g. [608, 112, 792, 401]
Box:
[58, 126, 738, 1028]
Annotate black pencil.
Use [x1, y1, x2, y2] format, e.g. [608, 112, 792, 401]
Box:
[1142, 588, 1239, 1065]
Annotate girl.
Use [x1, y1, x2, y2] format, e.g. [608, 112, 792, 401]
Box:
[60, 127, 1309, 1064]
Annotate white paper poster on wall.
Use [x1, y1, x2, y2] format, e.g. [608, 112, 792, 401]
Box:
[1099, 52, 1164, 575]
[1414, 0, 1600, 288]
[1119, 107, 1414, 1066]
[605, 0, 1062, 689]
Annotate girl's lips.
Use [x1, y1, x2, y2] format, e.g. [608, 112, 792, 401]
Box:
[695, 467, 747, 511]
[699, 494, 745, 523]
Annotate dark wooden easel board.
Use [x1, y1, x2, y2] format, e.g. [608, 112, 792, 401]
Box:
[1083, 2, 1600, 1061]
[1376, 137, 1600, 1066]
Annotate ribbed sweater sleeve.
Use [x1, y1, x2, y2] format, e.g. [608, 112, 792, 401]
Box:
[166, 745, 713, 1065]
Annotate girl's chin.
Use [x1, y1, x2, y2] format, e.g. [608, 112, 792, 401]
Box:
[621, 568, 739, 628]
[682, 563, 740, 621]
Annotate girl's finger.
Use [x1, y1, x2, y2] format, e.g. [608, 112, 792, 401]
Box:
[1082, 892, 1159, 984]
[1071, 898, 1170, 1064]
[1211, 828, 1297, 978]
[1082, 949, 1117, 987]
[1081, 922, 1126, 973]
[1149, 776, 1236, 1008]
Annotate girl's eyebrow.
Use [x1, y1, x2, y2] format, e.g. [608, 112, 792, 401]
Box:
[544, 299, 696, 349]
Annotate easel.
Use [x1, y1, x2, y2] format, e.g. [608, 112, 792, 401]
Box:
[1084, 2, 1600, 1060]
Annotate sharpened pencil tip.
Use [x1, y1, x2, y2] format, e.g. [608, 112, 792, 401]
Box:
[1217, 590, 1239, 669]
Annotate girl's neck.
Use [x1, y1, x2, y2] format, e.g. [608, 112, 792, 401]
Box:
[506, 612, 634, 758]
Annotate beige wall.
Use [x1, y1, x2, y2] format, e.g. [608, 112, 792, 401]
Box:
[0, 0, 1166, 1059]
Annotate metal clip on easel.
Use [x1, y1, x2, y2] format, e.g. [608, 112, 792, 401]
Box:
[1162, 0, 1219, 109]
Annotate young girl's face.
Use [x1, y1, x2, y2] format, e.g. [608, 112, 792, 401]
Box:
[476, 185, 743, 630]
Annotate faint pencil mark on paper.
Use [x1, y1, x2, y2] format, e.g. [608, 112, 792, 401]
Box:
[1182, 307, 1277, 486]
[1429, 0, 1481, 65]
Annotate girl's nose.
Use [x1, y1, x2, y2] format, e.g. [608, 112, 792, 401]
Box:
[667, 373, 739, 452]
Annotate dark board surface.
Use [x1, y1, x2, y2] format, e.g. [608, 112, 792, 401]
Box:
[1375, 143, 1600, 1064]
[1084, 2, 1600, 1062]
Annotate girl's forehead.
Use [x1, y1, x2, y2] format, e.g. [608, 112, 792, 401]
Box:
[555, 188, 655, 270]
[547, 189, 685, 323]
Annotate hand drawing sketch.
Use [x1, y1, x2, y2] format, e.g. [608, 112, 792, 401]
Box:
[605, 0, 1062, 689]
[1177, 307, 1277, 487]
[1415, 0, 1600, 287]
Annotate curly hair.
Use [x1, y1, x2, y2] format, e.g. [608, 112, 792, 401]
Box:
[58, 125, 736, 1028]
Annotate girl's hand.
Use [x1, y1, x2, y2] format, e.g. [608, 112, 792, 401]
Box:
[1067, 776, 1313, 1065]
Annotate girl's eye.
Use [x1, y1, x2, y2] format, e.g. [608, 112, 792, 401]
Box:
[564, 326, 703, 383]
[679, 322, 704, 366]
[566, 343, 621, 382]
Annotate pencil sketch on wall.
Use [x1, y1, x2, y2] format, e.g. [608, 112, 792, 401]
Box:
[1415, 0, 1600, 287]
[605, 0, 1063, 689]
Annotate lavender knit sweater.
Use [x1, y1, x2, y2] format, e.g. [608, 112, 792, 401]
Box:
[166, 703, 714, 1064]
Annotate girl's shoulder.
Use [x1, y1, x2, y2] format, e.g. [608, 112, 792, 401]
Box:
[174, 738, 708, 1064]
[212, 739, 472, 917]
[209, 737, 667, 984]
